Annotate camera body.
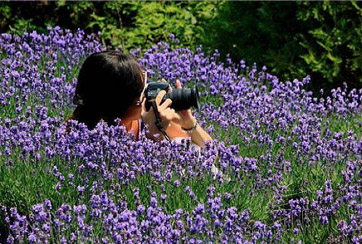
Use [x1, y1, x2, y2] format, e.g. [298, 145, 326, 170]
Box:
[144, 81, 199, 112]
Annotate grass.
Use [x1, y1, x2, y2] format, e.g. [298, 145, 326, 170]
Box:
[1, 52, 362, 242]
[1, 105, 360, 242]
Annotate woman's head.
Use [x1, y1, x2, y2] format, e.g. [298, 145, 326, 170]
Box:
[72, 51, 145, 129]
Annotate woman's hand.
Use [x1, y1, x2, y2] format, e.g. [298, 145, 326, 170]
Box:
[141, 90, 180, 139]
[170, 79, 197, 129]
[141, 79, 197, 140]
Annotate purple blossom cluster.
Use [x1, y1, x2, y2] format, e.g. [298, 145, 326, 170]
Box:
[3, 191, 279, 243]
[1, 28, 362, 243]
[0, 26, 101, 118]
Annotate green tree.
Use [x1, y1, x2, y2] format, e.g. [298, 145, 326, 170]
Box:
[0, 1, 220, 53]
[201, 1, 362, 95]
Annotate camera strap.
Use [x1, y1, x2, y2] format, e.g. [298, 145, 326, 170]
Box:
[151, 101, 171, 142]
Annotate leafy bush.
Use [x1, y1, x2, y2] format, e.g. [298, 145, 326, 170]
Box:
[297, 2, 362, 90]
[200, 1, 362, 95]
[0, 1, 220, 52]
[2, 1, 362, 95]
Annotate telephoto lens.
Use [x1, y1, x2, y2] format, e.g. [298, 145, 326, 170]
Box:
[144, 82, 200, 111]
[163, 86, 199, 111]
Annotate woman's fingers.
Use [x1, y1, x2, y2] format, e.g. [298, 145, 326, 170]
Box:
[159, 107, 176, 128]
[160, 107, 173, 119]
[159, 98, 172, 111]
[153, 89, 185, 128]
[155, 90, 167, 106]
[155, 90, 172, 111]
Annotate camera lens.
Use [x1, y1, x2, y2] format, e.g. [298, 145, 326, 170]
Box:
[164, 86, 200, 111]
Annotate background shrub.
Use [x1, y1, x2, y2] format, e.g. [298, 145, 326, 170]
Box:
[1, 2, 362, 95]
[0, 1, 220, 52]
[201, 1, 362, 95]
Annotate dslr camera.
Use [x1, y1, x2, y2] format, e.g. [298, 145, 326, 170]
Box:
[144, 81, 199, 112]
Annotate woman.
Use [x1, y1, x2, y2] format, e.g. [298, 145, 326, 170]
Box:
[70, 51, 212, 148]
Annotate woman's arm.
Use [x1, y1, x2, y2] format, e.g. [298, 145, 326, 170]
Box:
[170, 80, 213, 148]
[162, 120, 212, 148]
[177, 117, 212, 148]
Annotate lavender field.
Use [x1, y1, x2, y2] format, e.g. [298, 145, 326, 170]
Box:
[1, 26, 362, 243]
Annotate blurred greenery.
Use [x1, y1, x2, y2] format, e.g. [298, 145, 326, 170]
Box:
[0, 1, 220, 52]
[1, 1, 362, 95]
[201, 1, 362, 96]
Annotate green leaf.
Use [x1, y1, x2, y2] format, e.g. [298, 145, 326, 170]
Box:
[90, 13, 106, 22]
[316, 41, 331, 52]
[326, 52, 342, 64]
[309, 28, 328, 39]
[351, 1, 362, 14]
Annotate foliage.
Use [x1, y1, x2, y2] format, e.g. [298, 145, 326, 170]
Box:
[1, 1, 362, 95]
[0, 1, 220, 53]
[200, 2, 304, 79]
[200, 1, 362, 95]
[88, 1, 220, 52]
[297, 1, 362, 90]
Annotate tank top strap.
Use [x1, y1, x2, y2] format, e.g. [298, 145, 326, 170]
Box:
[140, 119, 145, 134]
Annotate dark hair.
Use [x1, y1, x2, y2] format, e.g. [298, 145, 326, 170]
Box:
[71, 51, 144, 129]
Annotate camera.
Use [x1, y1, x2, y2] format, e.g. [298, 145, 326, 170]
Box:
[144, 81, 200, 112]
